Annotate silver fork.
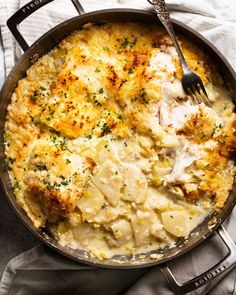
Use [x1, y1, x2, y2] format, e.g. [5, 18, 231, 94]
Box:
[148, 0, 211, 106]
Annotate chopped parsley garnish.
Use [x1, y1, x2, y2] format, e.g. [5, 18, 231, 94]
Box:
[8, 157, 16, 164]
[40, 86, 46, 91]
[92, 95, 102, 106]
[43, 179, 55, 190]
[86, 134, 92, 140]
[121, 36, 137, 48]
[121, 37, 129, 47]
[131, 37, 137, 48]
[31, 90, 38, 102]
[42, 175, 71, 189]
[6, 157, 15, 171]
[99, 88, 104, 94]
[14, 181, 21, 190]
[48, 132, 69, 152]
[46, 183, 55, 190]
[29, 115, 37, 125]
[49, 132, 58, 143]
[212, 124, 223, 136]
[95, 68, 101, 72]
[59, 138, 68, 150]
[35, 162, 47, 171]
[131, 97, 137, 103]
[66, 159, 71, 164]
[6, 165, 12, 171]
[128, 68, 134, 74]
[101, 123, 111, 135]
[140, 88, 149, 104]
[61, 179, 69, 186]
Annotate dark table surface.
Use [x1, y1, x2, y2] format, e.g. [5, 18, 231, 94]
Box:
[0, 188, 37, 279]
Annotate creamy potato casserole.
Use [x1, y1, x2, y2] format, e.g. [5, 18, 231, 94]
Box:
[4, 23, 236, 259]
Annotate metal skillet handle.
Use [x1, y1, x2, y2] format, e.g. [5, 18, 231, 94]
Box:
[161, 226, 236, 294]
[7, 0, 85, 52]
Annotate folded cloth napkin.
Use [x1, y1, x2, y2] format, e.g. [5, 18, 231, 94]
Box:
[1, 1, 236, 294]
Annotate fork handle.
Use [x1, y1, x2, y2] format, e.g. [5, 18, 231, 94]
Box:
[148, 0, 191, 74]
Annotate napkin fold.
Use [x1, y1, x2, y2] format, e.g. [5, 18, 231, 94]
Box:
[1, 1, 236, 294]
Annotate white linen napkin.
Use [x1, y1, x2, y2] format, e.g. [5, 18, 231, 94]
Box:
[1, 1, 236, 294]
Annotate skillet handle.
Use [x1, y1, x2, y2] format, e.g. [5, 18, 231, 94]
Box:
[160, 226, 236, 294]
[7, 0, 85, 52]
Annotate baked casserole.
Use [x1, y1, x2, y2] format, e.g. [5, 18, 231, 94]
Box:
[4, 22, 236, 259]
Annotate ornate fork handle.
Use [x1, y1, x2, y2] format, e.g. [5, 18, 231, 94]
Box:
[148, 0, 171, 26]
[148, 0, 190, 74]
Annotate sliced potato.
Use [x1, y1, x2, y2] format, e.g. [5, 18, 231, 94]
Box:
[122, 163, 147, 203]
[87, 206, 120, 224]
[111, 219, 133, 242]
[93, 138, 119, 165]
[150, 218, 172, 243]
[130, 211, 152, 246]
[92, 160, 123, 206]
[161, 210, 191, 237]
[78, 183, 105, 220]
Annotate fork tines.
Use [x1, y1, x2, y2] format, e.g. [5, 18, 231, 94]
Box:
[182, 73, 211, 106]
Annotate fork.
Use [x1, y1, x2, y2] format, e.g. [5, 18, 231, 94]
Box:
[148, 0, 211, 106]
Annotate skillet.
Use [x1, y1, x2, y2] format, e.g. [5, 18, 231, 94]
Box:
[1, 0, 236, 293]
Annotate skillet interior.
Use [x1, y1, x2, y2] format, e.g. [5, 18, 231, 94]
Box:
[0, 9, 236, 268]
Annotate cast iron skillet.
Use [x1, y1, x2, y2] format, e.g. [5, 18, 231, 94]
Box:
[0, 0, 236, 293]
